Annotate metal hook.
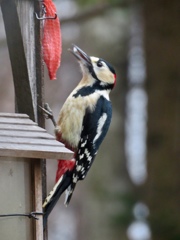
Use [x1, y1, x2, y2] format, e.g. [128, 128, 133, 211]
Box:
[35, 3, 57, 20]
[35, 12, 57, 20]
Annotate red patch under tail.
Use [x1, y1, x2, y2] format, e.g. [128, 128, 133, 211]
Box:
[55, 159, 75, 183]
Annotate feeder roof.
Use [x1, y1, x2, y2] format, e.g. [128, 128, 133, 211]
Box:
[0, 113, 73, 160]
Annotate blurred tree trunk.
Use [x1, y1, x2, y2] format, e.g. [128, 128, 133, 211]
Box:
[144, 1, 180, 239]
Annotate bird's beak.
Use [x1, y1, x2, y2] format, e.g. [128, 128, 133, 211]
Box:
[69, 45, 92, 68]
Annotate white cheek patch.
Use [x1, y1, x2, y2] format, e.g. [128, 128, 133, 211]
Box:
[93, 113, 107, 143]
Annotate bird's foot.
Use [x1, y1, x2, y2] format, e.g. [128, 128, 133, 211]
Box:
[39, 103, 56, 127]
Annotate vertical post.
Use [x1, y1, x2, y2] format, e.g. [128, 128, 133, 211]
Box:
[15, 1, 45, 238]
[1, 0, 45, 239]
[1, 0, 35, 121]
[34, 1, 47, 239]
[32, 159, 44, 240]
[15, 0, 38, 121]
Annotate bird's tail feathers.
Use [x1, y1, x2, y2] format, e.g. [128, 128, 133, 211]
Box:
[43, 170, 72, 228]
[64, 182, 76, 206]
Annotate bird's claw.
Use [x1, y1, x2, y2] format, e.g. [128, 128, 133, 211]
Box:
[39, 103, 56, 126]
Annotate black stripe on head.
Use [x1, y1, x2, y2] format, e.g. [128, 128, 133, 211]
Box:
[87, 65, 99, 81]
[100, 58, 116, 75]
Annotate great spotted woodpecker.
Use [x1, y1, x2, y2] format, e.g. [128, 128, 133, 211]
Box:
[43, 45, 116, 225]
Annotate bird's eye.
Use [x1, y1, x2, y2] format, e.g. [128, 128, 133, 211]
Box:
[97, 61, 103, 68]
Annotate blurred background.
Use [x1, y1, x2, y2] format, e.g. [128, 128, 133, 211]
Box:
[0, 0, 180, 240]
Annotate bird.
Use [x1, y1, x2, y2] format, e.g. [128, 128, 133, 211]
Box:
[42, 45, 116, 226]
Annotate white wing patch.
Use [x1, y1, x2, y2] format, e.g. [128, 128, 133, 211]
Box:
[73, 174, 78, 183]
[93, 113, 107, 143]
[81, 139, 87, 147]
[79, 154, 84, 159]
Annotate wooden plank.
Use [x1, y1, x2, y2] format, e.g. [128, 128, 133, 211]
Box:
[16, 0, 38, 122]
[0, 142, 70, 152]
[0, 117, 37, 125]
[0, 130, 55, 139]
[0, 124, 46, 132]
[0, 137, 63, 146]
[34, 160, 43, 240]
[1, 0, 35, 121]
[34, 1, 47, 229]
[0, 157, 33, 240]
[0, 113, 29, 118]
[31, 159, 43, 240]
[0, 145, 73, 160]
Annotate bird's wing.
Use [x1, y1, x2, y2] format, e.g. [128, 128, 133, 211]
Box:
[65, 96, 112, 205]
[75, 96, 112, 181]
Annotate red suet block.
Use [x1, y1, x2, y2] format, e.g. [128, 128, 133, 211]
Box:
[43, 0, 62, 80]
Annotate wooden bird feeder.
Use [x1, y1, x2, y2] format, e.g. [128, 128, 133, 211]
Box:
[0, 1, 73, 240]
[0, 113, 73, 240]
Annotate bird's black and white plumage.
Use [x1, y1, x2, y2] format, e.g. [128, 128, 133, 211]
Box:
[65, 94, 112, 204]
[43, 45, 116, 226]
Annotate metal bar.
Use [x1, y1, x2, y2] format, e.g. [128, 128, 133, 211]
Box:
[0, 212, 44, 220]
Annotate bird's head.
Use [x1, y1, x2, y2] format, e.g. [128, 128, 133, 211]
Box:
[69, 45, 116, 89]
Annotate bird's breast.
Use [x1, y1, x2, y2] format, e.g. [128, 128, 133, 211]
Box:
[55, 93, 100, 149]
